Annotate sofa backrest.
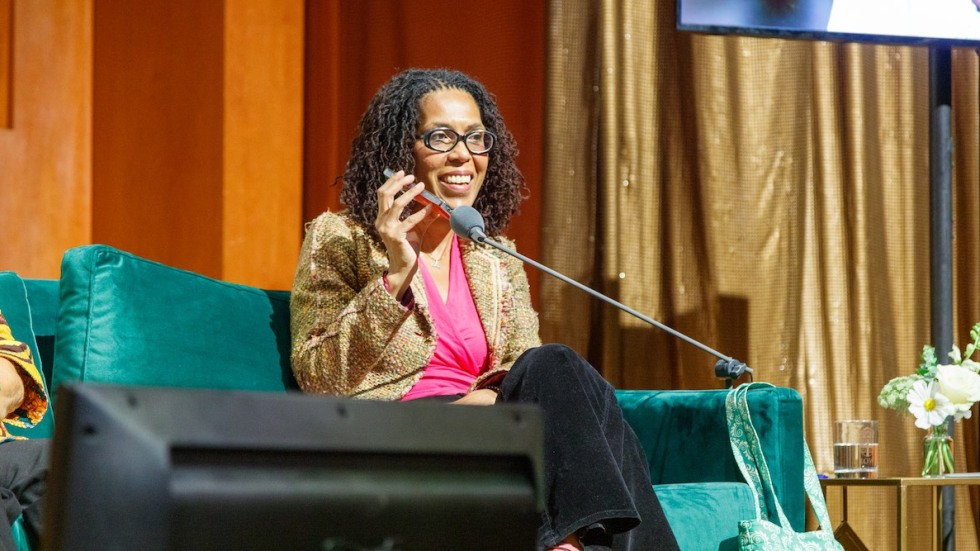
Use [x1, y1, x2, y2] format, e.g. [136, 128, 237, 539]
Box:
[0, 271, 55, 438]
[51, 245, 296, 401]
[23, 279, 60, 388]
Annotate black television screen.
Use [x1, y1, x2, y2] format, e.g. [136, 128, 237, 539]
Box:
[45, 384, 543, 551]
[677, 0, 980, 46]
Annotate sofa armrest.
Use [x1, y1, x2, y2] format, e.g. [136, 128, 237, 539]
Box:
[616, 387, 805, 531]
[654, 482, 755, 551]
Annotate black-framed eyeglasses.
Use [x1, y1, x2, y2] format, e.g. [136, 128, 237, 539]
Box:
[416, 128, 496, 154]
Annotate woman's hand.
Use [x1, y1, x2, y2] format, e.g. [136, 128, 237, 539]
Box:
[375, 170, 432, 300]
[451, 388, 499, 406]
[0, 356, 25, 417]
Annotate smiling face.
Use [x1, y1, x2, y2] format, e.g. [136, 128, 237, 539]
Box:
[412, 88, 489, 211]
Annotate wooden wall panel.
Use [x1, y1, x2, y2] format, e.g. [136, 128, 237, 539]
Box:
[303, 0, 547, 301]
[92, 0, 303, 288]
[92, 0, 225, 279]
[303, 0, 344, 218]
[1, 0, 10, 128]
[223, 0, 304, 289]
[0, 0, 92, 278]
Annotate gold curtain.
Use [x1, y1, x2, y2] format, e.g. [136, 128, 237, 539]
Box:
[543, 0, 980, 548]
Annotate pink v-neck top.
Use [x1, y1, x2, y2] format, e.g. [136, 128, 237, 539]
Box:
[402, 235, 490, 400]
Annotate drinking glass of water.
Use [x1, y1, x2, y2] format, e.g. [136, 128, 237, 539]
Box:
[834, 420, 878, 479]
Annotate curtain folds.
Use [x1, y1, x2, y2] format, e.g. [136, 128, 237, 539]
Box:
[543, 0, 980, 547]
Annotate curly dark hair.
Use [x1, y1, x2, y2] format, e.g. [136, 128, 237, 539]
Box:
[340, 68, 527, 237]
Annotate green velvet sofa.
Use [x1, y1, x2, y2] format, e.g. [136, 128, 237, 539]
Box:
[1, 244, 806, 550]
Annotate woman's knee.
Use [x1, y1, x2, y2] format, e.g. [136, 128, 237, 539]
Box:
[516, 344, 607, 386]
[519, 344, 578, 372]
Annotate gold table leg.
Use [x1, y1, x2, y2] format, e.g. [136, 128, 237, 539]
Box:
[898, 484, 907, 551]
[831, 484, 871, 551]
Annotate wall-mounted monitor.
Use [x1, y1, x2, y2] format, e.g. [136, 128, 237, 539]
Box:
[677, 0, 980, 47]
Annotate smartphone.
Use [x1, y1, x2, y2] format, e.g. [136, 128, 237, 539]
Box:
[384, 168, 452, 219]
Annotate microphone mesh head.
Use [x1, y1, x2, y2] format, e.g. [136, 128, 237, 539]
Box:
[449, 206, 487, 241]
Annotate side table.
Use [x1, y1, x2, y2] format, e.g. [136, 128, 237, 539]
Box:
[819, 475, 980, 551]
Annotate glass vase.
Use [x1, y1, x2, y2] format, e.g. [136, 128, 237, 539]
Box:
[922, 423, 954, 477]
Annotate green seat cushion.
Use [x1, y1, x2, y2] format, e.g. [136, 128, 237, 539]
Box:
[0, 271, 54, 439]
[654, 482, 756, 551]
[52, 245, 296, 399]
[616, 387, 804, 531]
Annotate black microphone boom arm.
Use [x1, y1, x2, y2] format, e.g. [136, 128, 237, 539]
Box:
[475, 234, 752, 385]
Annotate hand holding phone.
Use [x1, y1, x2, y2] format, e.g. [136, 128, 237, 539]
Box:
[384, 168, 452, 219]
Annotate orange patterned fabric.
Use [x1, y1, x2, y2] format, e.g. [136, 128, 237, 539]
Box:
[0, 310, 48, 441]
[290, 211, 541, 400]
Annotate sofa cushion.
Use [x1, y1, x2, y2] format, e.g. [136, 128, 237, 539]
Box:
[0, 271, 54, 439]
[654, 482, 756, 551]
[52, 245, 296, 400]
[616, 387, 805, 531]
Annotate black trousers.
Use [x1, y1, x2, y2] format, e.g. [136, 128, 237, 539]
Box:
[0, 439, 48, 551]
[498, 345, 679, 551]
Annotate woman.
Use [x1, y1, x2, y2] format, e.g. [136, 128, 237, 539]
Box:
[0, 310, 49, 551]
[291, 68, 678, 551]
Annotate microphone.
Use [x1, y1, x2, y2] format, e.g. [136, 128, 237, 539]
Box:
[449, 204, 488, 242]
[449, 205, 752, 385]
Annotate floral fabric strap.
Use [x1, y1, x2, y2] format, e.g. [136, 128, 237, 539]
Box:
[726, 382, 843, 551]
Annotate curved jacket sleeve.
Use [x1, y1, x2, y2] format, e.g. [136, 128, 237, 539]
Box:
[289, 213, 433, 399]
[0, 310, 48, 438]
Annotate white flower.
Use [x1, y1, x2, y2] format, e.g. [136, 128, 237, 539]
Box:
[960, 358, 980, 374]
[948, 345, 963, 365]
[936, 364, 980, 421]
[878, 375, 918, 412]
[907, 381, 955, 429]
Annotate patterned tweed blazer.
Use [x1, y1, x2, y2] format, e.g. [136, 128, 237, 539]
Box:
[290, 211, 541, 401]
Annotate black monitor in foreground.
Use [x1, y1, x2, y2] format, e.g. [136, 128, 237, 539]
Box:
[678, 0, 980, 47]
[45, 384, 543, 551]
